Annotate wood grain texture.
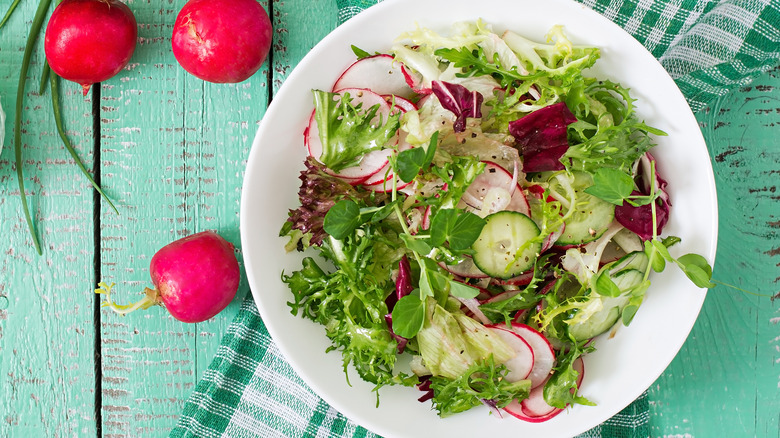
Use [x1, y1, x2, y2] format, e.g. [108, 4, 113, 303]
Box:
[0, 1, 97, 437]
[647, 67, 780, 437]
[95, 0, 270, 436]
[1, 0, 778, 437]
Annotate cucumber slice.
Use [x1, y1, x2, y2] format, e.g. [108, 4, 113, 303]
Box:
[538, 171, 615, 246]
[567, 269, 644, 341]
[472, 211, 542, 279]
[608, 251, 650, 274]
[559, 172, 614, 245]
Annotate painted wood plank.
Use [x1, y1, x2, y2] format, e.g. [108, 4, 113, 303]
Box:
[0, 2, 97, 437]
[95, 0, 275, 435]
[648, 66, 780, 437]
[270, 0, 339, 95]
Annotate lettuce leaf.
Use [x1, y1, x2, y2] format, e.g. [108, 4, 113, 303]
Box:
[282, 226, 413, 388]
[313, 89, 400, 171]
[284, 157, 381, 246]
[416, 297, 514, 379]
[429, 355, 531, 417]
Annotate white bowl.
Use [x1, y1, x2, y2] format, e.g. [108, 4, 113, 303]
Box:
[240, 1, 718, 436]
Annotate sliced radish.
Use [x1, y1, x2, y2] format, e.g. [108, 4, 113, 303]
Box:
[505, 356, 586, 423]
[362, 162, 391, 186]
[460, 161, 530, 217]
[541, 223, 565, 253]
[439, 256, 489, 278]
[490, 270, 534, 286]
[401, 64, 428, 94]
[520, 385, 561, 418]
[333, 54, 416, 99]
[486, 326, 534, 383]
[365, 177, 412, 193]
[384, 94, 417, 113]
[507, 323, 555, 389]
[304, 88, 394, 182]
[361, 137, 414, 192]
[330, 87, 392, 112]
[421, 205, 431, 230]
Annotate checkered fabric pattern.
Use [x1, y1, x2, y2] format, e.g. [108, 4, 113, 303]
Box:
[171, 1, 780, 437]
[338, 0, 780, 112]
[170, 299, 647, 438]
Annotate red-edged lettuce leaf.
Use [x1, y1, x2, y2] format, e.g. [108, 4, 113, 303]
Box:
[508, 102, 577, 172]
[286, 157, 383, 246]
[431, 80, 483, 133]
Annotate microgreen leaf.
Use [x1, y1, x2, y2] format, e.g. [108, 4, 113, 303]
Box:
[594, 271, 621, 297]
[368, 201, 397, 223]
[631, 280, 651, 297]
[651, 239, 674, 262]
[430, 270, 451, 294]
[400, 233, 432, 255]
[622, 304, 639, 325]
[430, 208, 486, 251]
[397, 147, 427, 183]
[351, 45, 372, 60]
[677, 254, 715, 288]
[644, 240, 666, 273]
[419, 268, 435, 299]
[449, 212, 486, 250]
[584, 167, 634, 205]
[430, 209, 457, 247]
[661, 236, 681, 248]
[448, 280, 480, 299]
[323, 199, 361, 239]
[391, 293, 426, 339]
[396, 131, 438, 183]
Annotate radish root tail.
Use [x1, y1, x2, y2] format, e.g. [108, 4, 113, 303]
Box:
[95, 281, 160, 316]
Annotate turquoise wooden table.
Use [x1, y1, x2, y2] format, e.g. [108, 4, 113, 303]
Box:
[0, 0, 777, 437]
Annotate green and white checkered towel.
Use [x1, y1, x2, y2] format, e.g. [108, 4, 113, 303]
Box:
[171, 1, 780, 437]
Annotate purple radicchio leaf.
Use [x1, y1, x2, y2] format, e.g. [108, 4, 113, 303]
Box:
[385, 256, 413, 353]
[431, 80, 483, 133]
[615, 152, 671, 240]
[417, 377, 434, 402]
[508, 102, 577, 172]
[615, 191, 669, 241]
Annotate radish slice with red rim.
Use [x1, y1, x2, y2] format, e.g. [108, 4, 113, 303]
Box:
[384, 94, 417, 113]
[490, 270, 534, 286]
[361, 135, 414, 191]
[333, 54, 417, 99]
[507, 323, 556, 388]
[460, 161, 530, 217]
[520, 384, 561, 418]
[486, 326, 534, 382]
[304, 88, 394, 182]
[505, 356, 586, 422]
[401, 64, 428, 94]
[439, 256, 489, 278]
[305, 111, 390, 182]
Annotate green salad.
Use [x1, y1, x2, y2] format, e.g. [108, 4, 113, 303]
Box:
[280, 20, 713, 422]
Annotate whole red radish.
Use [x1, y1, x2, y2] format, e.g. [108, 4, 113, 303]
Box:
[44, 0, 137, 95]
[96, 230, 241, 323]
[171, 0, 272, 83]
